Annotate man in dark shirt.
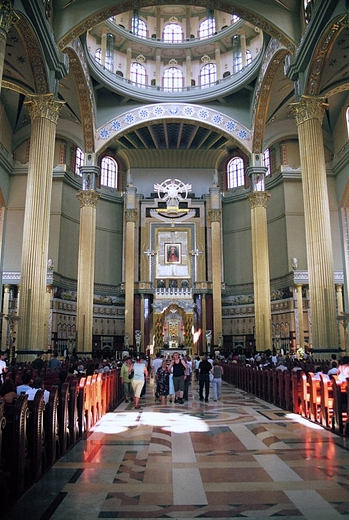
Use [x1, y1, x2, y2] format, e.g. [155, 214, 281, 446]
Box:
[198, 354, 212, 402]
[32, 352, 45, 374]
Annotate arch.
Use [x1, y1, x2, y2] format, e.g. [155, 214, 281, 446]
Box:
[95, 103, 251, 154]
[64, 39, 96, 153]
[14, 17, 49, 94]
[306, 13, 349, 97]
[251, 39, 290, 153]
[56, 1, 297, 53]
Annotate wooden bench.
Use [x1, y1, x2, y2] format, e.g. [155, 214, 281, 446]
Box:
[26, 389, 46, 482]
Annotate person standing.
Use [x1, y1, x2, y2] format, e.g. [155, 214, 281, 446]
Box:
[198, 354, 212, 402]
[0, 351, 7, 384]
[212, 359, 224, 401]
[32, 352, 45, 375]
[156, 360, 170, 405]
[120, 357, 133, 403]
[168, 352, 187, 404]
[48, 351, 61, 373]
[131, 355, 148, 409]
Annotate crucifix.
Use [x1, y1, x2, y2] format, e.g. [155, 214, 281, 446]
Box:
[189, 246, 203, 281]
[143, 247, 155, 280]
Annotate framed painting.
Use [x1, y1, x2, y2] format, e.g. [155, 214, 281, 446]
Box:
[165, 243, 181, 264]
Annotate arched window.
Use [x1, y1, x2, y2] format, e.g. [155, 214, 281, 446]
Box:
[100, 156, 118, 188]
[75, 147, 84, 177]
[131, 16, 147, 38]
[199, 17, 215, 39]
[94, 48, 102, 64]
[200, 63, 217, 88]
[227, 157, 245, 188]
[163, 23, 183, 43]
[163, 67, 183, 92]
[130, 62, 146, 86]
[263, 148, 271, 176]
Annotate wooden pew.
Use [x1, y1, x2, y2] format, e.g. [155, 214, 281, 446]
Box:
[2, 394, 29, 499]
[68, 379, 80, 446]
[26, 389, 46, 482]
[291, 370, 302, 414]
[57, 382, 70, 456]
[44, 386, 59, 466]
[307, 372, 321, 423]
[319, 373, 334, 429]
[300, 372, 310, 418]
[331, 375, 348, 436]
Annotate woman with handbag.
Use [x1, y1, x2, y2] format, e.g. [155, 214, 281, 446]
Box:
[120, 357, 134, 403]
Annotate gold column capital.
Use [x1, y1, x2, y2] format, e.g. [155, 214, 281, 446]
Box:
[209, 209, 221, 222]
[76, 189, 101, 208]
[336, 284, 343, 292]
[3, 284, 10, 293]
[247, 191, 271, 210]
[24, 93, 65, 124]
[0, 2, 19, 34]
[125, 209, 138, 222]
[291, 95, 328, 126]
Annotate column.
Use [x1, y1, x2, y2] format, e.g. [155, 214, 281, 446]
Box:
[76, 164, 100, 354]
[185, 49, 191, 87]
[0, 2, 18, 94]
[156, 7, 161, 39]
[16, 94, 63, 360]
[215, 43, 221, 79]
[101, 31, 107, 67]
[292, 96, 337, 352]
[209, 186, 222, 348]
[295, 284, 304, 352]
[202, 294, 206, 355]
[241, 33, 247, 68]
[1, 284, 10, 351]
[45, 285, 52, 354]
[185, 7, 190, 39]
[124, 185, 138, 348]
[336, 284, 346, 352]
[126, 47, 132, 79]
[247, 190, 272, 352]
[140, 294, 145, 354]
[156, 49, 161, 86]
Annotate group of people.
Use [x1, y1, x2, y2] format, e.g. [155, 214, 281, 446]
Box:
[120, 351, 225, 408]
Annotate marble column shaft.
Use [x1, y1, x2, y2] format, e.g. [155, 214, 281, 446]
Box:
[1, 283, 9, 351]
[209, 186, 222, 346]
[292, 96, 337, 350]
[17, 94, 63, 357]
[336, 284, 346, 352]
[76, 190, 100, 353]
[248, 191, 272, 352]
[295, 284, 304, 351]
[124, 190, 137, 344]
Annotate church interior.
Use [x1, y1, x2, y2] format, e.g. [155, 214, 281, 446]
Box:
[1, 1, 349, 519]
[1, 0, 348, 362]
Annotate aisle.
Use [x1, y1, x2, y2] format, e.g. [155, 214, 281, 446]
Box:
[4, 376, 349, 520]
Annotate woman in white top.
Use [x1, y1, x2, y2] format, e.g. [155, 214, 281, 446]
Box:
[131, 356, 148, 409]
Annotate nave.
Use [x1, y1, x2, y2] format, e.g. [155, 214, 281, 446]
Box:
[4, 379, 349, 520]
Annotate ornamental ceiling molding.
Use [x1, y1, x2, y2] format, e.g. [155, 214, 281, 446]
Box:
[65, 38, 96, 153]
[306, 12, 349, 96]
[95, 103, 251, 154]
[15, 17, 48, 94]
[251, 38, 290, 153]
[57, 1, 296, 53]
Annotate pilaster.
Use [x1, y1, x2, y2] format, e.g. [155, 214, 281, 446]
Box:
[209, 185, 222, 348]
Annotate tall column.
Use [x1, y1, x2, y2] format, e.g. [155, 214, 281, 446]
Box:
[247, 190, 272, 352]
[101, 31, 107, 67]
[124, 185, 138, 347]
[140, 294, 145, 354]
[241, 33, 247, 67]
[1, 284, 10, 351]
[0, 2, 18, 94]
[17, 94, 63, 360]
[185, 49, 191, 87]
[336, 284, 346, 352]
[295, 284, 304, 352]
[202, 294, 206, 355]
[215, 43, 221, 79]
[292, 96, 337, 352]
[209, 186, 222, 347]
[185, 7, 190, 39]
[45, 285, 52, 354]
[76, 164, 100, 355]
[126, 47, 132, 79]
[156, 49, 161, 86]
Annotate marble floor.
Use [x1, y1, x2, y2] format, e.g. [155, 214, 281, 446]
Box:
[4, 377, 349, 520]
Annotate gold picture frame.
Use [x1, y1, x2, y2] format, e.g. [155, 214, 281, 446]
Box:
[165, 243, 181, 264]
